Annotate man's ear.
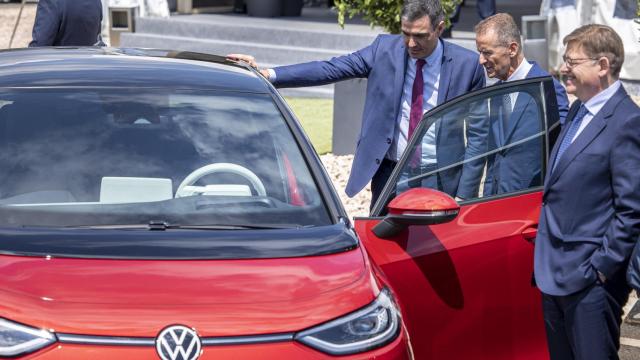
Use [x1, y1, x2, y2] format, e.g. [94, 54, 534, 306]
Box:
[435, 20, 445, 36]
[509, 42, 519, 58]
[597, 57, 611, 77]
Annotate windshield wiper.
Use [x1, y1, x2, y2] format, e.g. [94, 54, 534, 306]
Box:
[147, 221, 304, 231]
[57, 221, 306, 231]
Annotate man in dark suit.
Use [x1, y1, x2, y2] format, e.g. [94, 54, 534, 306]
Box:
[474, 13, 569, 196]
[534, 24, 640, 360]
[29, 0, 103, 47]
[228, 0, 485, 208]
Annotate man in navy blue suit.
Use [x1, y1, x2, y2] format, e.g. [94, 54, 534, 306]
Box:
[534, 24, 640, 360]
[474, 13, 569, 196]
[29, 0, 103, 47]
[229, 0, 485, 208]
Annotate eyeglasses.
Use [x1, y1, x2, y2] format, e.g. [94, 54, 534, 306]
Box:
[562, 55, 598, 69]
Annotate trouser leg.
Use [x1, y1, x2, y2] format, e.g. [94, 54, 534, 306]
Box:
[370, 158, 396, 212]
[476, 0, 496, 19]
[543, 277, 630, 360]
[542, 293, 575, 360]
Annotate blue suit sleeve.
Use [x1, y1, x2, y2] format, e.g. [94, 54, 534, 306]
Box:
[29, 0, 60, 47]
[628, 240, 640, 292]
[552, 78, 570, 125]
[271, 36, 380, 88]
[471, 61, 486, 91]
[591, 112, 640, 278]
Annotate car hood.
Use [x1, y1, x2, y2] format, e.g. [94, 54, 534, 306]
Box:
[0, 247, 377, 337]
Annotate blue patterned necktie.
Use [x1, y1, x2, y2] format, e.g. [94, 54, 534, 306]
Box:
[502, 93, 512, 132]
[553, 105, 590, 170]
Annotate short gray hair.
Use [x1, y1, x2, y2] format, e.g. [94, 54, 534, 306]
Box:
[401, 0, 445, 29]
[475, 13, 522, 52]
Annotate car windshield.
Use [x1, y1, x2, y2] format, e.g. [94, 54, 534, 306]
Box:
[0, 87, 331, 228]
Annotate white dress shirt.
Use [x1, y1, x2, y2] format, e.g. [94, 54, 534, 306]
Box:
[570, 80, 621, 142]
[389, 40, 443, 162]
[503, 58, 532, 111]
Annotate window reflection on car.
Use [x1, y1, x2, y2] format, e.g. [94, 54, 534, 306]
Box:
[0, 88, 330, 228]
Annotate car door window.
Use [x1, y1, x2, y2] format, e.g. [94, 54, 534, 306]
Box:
[376, 78, 556, 213]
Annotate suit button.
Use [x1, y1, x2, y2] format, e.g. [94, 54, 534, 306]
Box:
[386, 138, 392, 144]
[376, 159, 381, 165]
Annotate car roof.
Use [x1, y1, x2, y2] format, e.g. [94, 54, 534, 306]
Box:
[0, 47, 270, 92]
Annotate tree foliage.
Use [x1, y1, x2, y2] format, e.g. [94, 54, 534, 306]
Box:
[335, 0, 463, 34]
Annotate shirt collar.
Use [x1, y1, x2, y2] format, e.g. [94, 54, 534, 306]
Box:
[411, 39, 443, 67]
[507, 58, 533, 82]
[583, 80, 621, 116]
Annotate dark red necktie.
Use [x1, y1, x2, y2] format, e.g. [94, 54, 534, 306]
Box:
[408, 58, 426, 139]
[408, 59, 425, 167]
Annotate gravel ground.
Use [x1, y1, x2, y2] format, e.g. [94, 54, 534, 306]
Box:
[320, 154, 371, 218]
[0, 3, 36, 49]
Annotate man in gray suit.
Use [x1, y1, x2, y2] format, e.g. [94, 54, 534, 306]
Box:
[29, 0, 103, 47]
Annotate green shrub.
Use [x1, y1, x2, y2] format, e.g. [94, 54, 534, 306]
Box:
[335, 0, 463, 34]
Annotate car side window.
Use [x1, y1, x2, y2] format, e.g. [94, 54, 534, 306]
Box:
[386, 80, 549, 208]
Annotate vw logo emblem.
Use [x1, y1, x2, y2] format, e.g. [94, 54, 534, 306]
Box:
[155, 325, 202, 360]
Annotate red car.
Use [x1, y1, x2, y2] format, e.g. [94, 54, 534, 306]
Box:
[0, 47, 560, 359]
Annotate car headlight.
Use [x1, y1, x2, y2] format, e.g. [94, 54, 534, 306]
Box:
[295, 288, 400, 355]
[0, 318, 56, 357]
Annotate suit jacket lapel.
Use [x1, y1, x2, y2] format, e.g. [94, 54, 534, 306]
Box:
[504, 62, 539, 144]
[549, 113, 607, 183]
[391, 40, 408, 123]
[437, 40, 452, 106]
[490, 98, 504, 147]
[435, 40, 452, 138]
[546, 88, 627, 188]
[545, 103, 578, 190]
[503, 95, 533, 145]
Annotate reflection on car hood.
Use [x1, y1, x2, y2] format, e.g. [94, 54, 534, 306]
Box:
[0, 246, 375, 337]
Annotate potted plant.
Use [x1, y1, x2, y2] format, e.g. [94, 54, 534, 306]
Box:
[334, 0, 462, 33]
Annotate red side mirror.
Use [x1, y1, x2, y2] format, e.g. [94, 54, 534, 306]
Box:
[373, 188, 460, 238]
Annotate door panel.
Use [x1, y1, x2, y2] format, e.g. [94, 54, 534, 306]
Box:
[358, 78, 559, 359]
[358, 193, 547, 359]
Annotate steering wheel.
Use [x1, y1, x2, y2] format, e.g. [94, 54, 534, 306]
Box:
[175, 163, 267, 198]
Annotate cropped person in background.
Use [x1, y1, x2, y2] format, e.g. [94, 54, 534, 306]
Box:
[443, 0, 496, 38]
[29, 0, 104, 47]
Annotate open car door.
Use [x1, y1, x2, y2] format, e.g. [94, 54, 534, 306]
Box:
[354, 77, 562, 360]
